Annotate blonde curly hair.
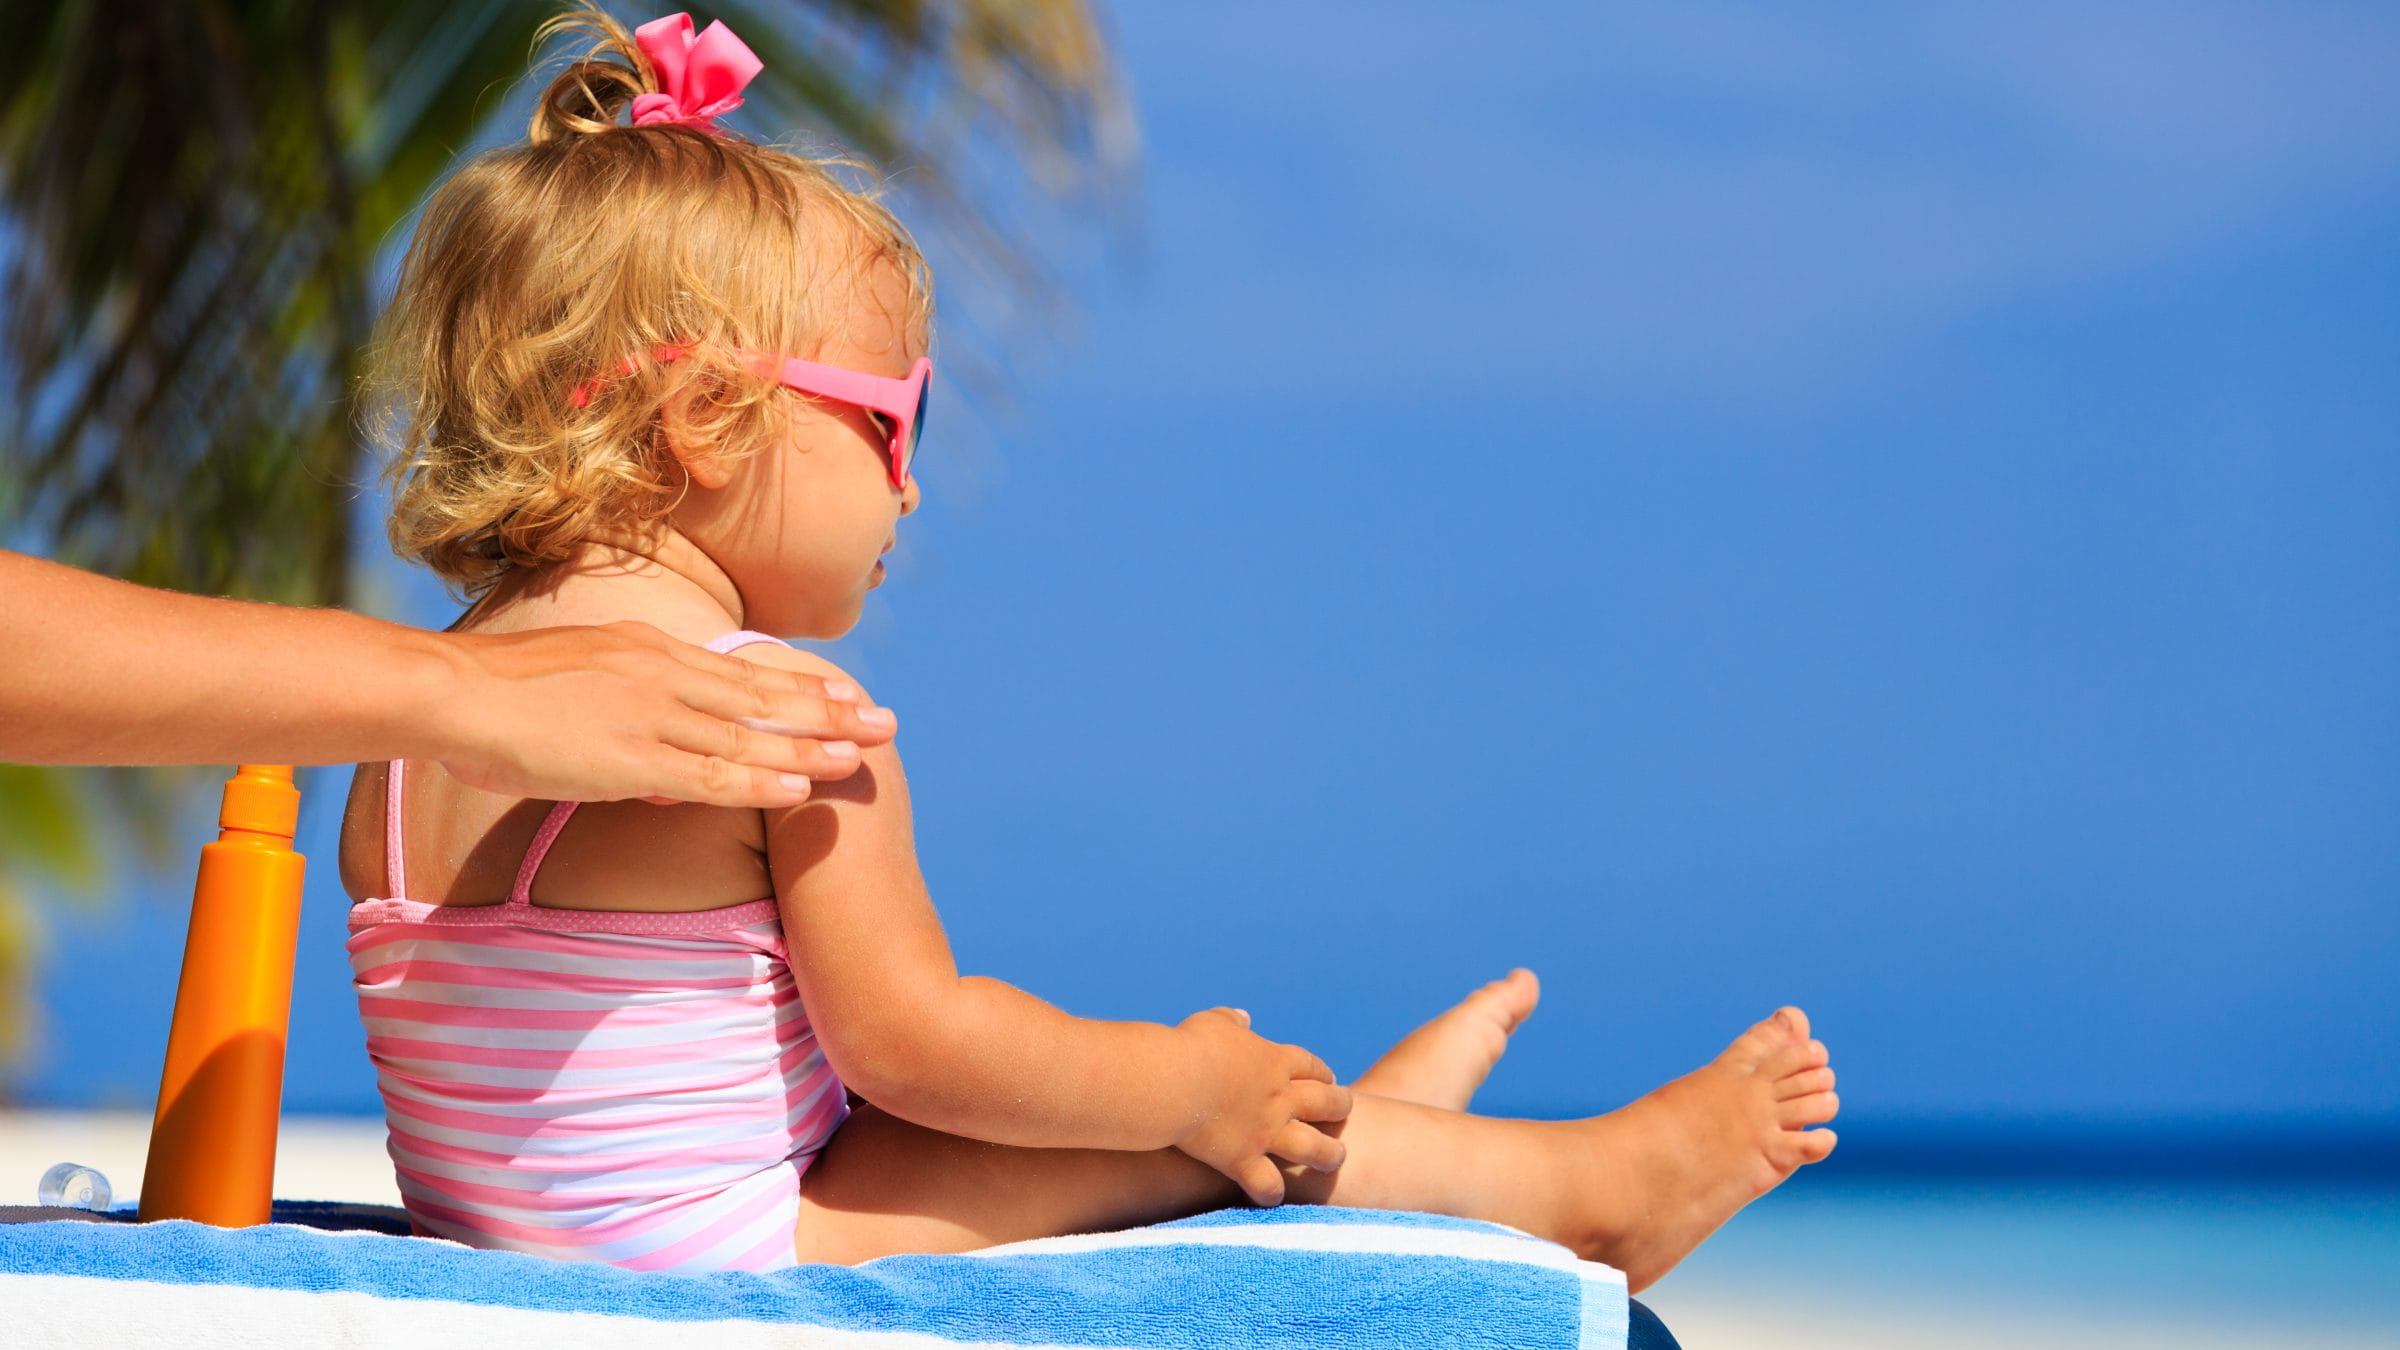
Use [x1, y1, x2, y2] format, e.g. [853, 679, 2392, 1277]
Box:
[367, 4, 933, 598]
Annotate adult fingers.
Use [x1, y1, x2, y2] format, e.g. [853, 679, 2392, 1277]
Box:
[647, 631, 898, 748]
[656, 705, 866, 783]
[622, 744, 819, 811]
[441, 625, 888, 807]
[1230, 1156, 1286, 1208]
[1292, 1079, 1352, 1124]
[1270, 1121, 1346, 1174]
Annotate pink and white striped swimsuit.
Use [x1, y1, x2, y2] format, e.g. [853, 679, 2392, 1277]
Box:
[345, 630, 847, 1272]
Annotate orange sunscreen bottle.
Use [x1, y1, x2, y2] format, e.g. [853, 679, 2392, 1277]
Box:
[139, 764, 305, 1226]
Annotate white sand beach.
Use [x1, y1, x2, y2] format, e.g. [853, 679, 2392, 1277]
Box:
[2, 1108, 401, 1210]
[5, 1110, 2393, 1348]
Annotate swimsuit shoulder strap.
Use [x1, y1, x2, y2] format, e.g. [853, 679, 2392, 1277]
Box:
[507, 628, 792, 908]
[384, 759, 409, 899]
[508, 801, 582, 908]
[708, 629, 790, 657]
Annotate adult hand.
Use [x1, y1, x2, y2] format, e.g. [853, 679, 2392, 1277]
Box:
[431, 622, 897, 807]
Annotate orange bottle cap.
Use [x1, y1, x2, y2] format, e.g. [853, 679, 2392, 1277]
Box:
[219, 764, 300, 839]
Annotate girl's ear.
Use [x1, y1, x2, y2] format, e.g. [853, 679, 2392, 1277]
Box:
[658, 381, 736, 491]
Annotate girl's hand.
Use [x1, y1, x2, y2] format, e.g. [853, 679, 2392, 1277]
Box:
[431, 622, 898, 807]
[1173, 1007, 1353, 1206]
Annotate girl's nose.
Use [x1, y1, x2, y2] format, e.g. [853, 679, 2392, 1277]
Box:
[899, 477, 921, 516]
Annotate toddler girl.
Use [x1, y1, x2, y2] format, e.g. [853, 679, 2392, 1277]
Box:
[338, 4, 1838, 1289]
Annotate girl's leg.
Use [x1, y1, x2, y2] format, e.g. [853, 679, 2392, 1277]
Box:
[1352, 968, 1541, 1111]
[795, 1008, 1838, 1293]
[795, 969, 1543, 1259]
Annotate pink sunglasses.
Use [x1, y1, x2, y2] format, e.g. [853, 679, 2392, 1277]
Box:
[572, 346, 932, 490]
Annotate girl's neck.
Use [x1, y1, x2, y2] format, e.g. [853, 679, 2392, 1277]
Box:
[459, 529, 747, 645]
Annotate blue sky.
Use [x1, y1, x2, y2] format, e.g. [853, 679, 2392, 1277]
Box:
[26, 1, 2399, 1146]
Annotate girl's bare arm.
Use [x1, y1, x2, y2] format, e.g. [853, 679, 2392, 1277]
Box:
[747, 643, 1349, 1205]
[0, 549, 893, 805]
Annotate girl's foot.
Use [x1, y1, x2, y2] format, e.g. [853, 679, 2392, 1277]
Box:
[1354, 968, 1540, 1112]
[1561, 1007, 1837, 1292]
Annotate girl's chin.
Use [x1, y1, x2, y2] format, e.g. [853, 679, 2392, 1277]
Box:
[739, 603, 856, 643]
[742, 574, 873, 640]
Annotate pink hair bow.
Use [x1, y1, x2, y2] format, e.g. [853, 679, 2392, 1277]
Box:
[629, 12, 763, 131]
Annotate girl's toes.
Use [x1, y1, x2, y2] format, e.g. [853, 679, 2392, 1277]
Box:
[1779, 1090, 1840, 1128]
[1501, 968, 1541, 1027]
[1773, 1006, 1811, 1042]
[1777, 1066, 1835, 1100]
[1481, 968, 1541, 1030]
[1724, 1014, 1797, 1068]
[1791, 1127, 1838, 1164]
[1759, 1037, 1832, 1080]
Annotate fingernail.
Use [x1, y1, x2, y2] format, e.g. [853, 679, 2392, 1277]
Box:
[822, 740, 859, 759]
[823, 679, 861, 702]
[857, 705, 897, 728]
[777, 773, 811, 793]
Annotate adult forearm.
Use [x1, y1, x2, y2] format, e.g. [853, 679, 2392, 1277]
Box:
[852, 975, 1201, 1152]
[0, 550, 450, 767]
[3, 551, 896, 805]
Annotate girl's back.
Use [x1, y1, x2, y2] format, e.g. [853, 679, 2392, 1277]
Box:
[338, 622, 848, 1272]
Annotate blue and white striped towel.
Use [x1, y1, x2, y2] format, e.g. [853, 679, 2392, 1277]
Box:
[2, 1204, 1627, 1348]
